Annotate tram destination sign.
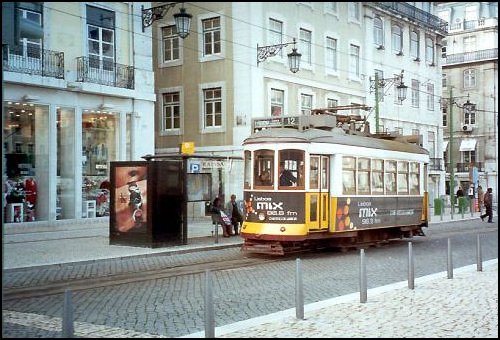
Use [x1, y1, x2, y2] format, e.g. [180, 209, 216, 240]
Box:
[253, 116, 299, 131]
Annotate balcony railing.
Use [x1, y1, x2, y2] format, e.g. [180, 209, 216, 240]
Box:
[444, 48, 498, 66]
[76, 56, 134, 89]
[445, 162, 484, 173]
[375, 2, 448, 35]
[429, 158, 444, 171]
[2, 45, 64, 79]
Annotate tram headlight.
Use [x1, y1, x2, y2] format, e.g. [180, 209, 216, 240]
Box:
[280, 226, 286, 232]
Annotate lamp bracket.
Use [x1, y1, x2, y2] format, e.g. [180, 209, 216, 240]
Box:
[257, 39, 296, 64]
[142, 2, 177, 32]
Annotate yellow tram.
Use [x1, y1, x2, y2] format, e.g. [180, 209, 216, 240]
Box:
[240, 111, 429, 255]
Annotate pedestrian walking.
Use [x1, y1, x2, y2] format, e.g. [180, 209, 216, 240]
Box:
[480, 187, 493, 223]
[477, 185, 484, 213]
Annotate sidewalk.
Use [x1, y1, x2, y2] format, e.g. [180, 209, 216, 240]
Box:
[2, 211, 490, 269]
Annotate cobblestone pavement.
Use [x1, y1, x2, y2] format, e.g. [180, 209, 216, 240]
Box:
[2, 214, 497, 338]
[3, 261, 497, 338]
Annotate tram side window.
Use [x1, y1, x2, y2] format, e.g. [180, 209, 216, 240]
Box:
[385, 160, 397, 194]
[254, 150, 274, 188]
[397, 161, 409, 194]
[371, 159, 384, 194]
[244, 150, 251, 189]
[278, 149, 304, 189]
[310, 156, 320, 190]
[409, 162, 420, 194]
[342, 156, 356, 194]
[357, 158, 370, 195]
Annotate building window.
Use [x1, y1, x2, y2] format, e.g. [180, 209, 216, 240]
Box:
[464, 69, 476, 88]
[204, 87, 222, 128]
[269, 18, 283, 58]
[427, 83, 434, 111]
[392, 24, 403, 54]
[162, 92, 180, 130]
[442, 73, 447, 88]
[463, 36, 476, 53]
[300, 93, 312, 115]
[202, 17, 221, 56]
[464, 103, 476, 125]
[86, 5, 115, 72]
[349, 44, 360, 78]
[463, 150, 476, 165]
[325, 37, 337, 72]
[411, 79, 419, 107]
[327, 98, 338, 109]
[410, 30, 419, 60]
[425, 36, 434, 65]
[299, 28, 312, 65]
[14, 4, 42, 59]
[348, 2, 360, 21]
[271, 88, 284, 116]
[161, 25, 179, 63]
[374, 17, 384, 47]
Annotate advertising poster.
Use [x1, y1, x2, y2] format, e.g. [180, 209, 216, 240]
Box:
[335, 196, 423, 231]
[113, 165, 148, 233]
[243, 191, 305, 223]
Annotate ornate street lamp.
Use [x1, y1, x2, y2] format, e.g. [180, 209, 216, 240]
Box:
[369, 70, 408, 133]
[257, 38, 302, 73]
[141, 2, 192, 37]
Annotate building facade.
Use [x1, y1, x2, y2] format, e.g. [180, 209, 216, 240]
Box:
[3, 2, 155, 225]
[436, 2, 498, 203]
[152, 2, 446, 216]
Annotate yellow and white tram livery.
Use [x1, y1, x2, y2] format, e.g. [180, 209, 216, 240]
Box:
[241, 114, 429, 255]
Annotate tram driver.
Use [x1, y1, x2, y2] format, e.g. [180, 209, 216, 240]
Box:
[279, 162, 297, 186]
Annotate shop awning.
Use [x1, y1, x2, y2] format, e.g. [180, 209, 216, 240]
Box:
[443, 141, 449, 150]
[459, 139, 477, 152]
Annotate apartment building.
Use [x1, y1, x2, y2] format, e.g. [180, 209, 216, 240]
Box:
[152, 2, 446, 214]
[3, 2, 155, 225]
[436, 2, 498, 201]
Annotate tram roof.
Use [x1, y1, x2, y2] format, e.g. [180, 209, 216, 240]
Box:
[243, 127, 429, 155]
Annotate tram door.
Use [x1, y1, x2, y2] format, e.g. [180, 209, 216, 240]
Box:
[306, 155, 329, 230]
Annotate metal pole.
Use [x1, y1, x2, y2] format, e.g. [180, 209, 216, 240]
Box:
[447, 238, 453, 279]
[408, 242, 414, 290]
[359, 249, 367, 303]
[374, 73, 380, 133]
[449, 87, 455, 219]
[295, 258, 304, 320]
[476, 234, 483, 272]
[204, 270, 215, 338]
[214, 219, 219, 244]
[62, 289, 74, 338]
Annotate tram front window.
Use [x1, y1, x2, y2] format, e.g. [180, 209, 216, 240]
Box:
[279, 149, 304, 189]
[254, 150, 274, 188]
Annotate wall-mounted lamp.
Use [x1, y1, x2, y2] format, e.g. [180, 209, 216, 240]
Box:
[141, 2, 192, 37]
[257, 38, 302, 73]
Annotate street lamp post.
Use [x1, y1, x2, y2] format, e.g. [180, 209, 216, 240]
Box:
[141, 2, 192, 36]
[257, 38, 302, 73]
[369, 70, 408, 133]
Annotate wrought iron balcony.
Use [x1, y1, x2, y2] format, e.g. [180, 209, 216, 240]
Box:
[375, 2, 448, 35]
[443, 48, 498, 66]
[2, 44, 64, 79]
[76, 56, 134, 89]
[429, 158, 444, 171]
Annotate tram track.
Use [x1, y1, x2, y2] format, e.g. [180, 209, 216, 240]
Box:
[3, 256, 278, 301]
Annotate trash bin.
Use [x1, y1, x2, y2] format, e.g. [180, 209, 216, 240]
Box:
[434, 198, 442, 215]
[458, 197, 468, 213]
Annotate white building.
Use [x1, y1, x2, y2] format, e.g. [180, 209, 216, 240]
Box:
[436, 2, 498, 202]
[3, 2, 155, 226]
